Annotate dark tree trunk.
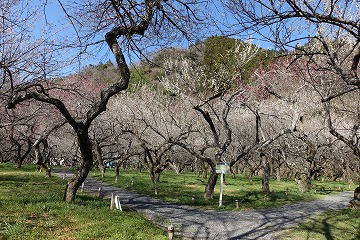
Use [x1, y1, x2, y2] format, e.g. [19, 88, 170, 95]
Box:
[202, 157, 219, 200]
[200, 159, 207, 178]
[64, 130, 93, 202]
[99, 163, 106, 177]
[152, 171, 161, 184]
[149, 168, 161, 195]
[295, 173, 312, 193]
[16, 160, 22, 169]
[149, 167, 156, 184]
[114, 162, 121, 182]
[115, 162, 120, 178]
[6, 2, 162, 203]
[276, 168, 281, 181]
[33, 139, 51, 177]
[261, 153, 270, 194]
[350, 186, 360, 209]
[144, 148, 168, 185]
[13, 139, 32, 168]
[94, 141, 105, 177]
[149, 164, 162, 185]
[204, 170, 218, 200]
[137, 160, 143, 172]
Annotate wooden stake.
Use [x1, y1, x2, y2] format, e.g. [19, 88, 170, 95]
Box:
[167, 225, 174, 240]
[110, 193, 115, 209]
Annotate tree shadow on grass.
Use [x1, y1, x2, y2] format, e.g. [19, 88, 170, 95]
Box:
[223, 190, 319, 211]
[272, 208, 360, 240]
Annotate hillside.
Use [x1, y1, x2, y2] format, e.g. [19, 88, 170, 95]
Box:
[80, 36, 280, 95]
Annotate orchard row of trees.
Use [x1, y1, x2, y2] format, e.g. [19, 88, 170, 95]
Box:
[1, 0, 360, 201]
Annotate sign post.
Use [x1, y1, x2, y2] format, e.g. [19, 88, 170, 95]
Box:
[219, 171, 224, 207]
[216, 162, 230, 207]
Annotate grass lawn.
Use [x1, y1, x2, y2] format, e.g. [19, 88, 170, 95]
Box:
[274, 208, 360, 240]
[93, 168, 359, 239]
[0, 163, 167, 240]
[1, 163, 357, 240]
[92, 168, 357, 211]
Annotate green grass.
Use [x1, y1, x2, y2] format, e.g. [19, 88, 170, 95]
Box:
[0, 163, 167, 240]
[1, 164, 357, 240]
[274, 208, 360, 240]
[93, 168, 357, 211]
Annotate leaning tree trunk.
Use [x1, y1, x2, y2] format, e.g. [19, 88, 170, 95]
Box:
[203, 157, 220, 200]
[204, 170, 218, 200]
[64, 130, 93, 202]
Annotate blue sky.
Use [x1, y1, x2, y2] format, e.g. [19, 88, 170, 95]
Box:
[28, 0, 279, 74]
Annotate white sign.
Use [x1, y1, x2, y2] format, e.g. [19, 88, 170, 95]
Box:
[215, 162, 231, 207]
[216, 162, 230, 174]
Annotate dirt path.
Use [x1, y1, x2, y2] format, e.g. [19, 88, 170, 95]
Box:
[54, 169, 353, 240]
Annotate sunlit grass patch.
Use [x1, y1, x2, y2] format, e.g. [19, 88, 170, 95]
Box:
[94, 168, 356, 211]
[0, 163, 167, 240]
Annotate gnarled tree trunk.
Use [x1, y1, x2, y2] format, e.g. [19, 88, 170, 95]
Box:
[33, 139, 51, 177]
[204, 170, 218, 200]
[144, 148, 168, 185]
[63, 129, 93, 202]
[14, 139, 32, 169]
[204, 158, 218, 200]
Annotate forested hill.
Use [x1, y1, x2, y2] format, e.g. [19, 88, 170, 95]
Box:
[80, 36, 279, 95]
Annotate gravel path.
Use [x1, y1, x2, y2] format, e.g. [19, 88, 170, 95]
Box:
[54, 169, 353, 240]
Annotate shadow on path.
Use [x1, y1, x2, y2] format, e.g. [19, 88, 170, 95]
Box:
[54, 169, 352, 240]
